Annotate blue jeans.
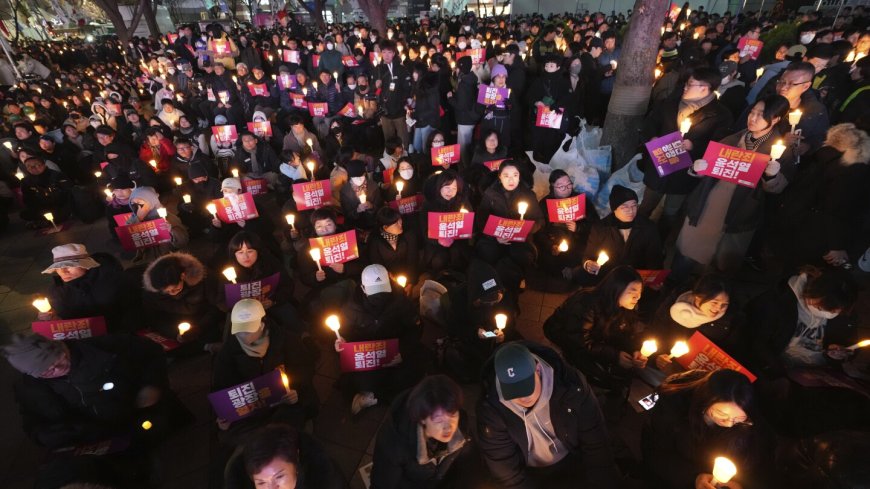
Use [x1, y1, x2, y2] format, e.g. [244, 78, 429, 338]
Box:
[457, 124, 475, 163]
[413, 125, 435, 154]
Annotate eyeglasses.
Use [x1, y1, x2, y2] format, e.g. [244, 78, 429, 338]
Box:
[685, 82, 709, 89]
[776, 79, 811, 88]
[554, 184, 573, 191]
[709, 407, 752, 426]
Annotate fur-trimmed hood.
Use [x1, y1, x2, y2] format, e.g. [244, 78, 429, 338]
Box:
[824, 123, 870, 165]
[142, 252, 206, 293]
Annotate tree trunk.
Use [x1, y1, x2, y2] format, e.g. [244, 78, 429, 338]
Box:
[357, 0, 391, 35]
[600, 0, 670, 170]
[143, 0, 160, 37]
[92, 0, 148, 45]
[299, 0, 327, 30]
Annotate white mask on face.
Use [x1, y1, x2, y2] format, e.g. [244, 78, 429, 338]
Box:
[399, 169, 413, 180]
[800, 33, 816, 45]
[351, 176, 365, 186]
[347, 84, 357, 90]
[808, 304, 839, 319]
[457, 41, 467, 50]
[327, 43, 335, 50]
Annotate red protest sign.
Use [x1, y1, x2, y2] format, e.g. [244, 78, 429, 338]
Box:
[241, 178, 268, 195]
[338, 103, 356, 118]
[113, 212, 133, 227]
[382, 167, 396, 184]
[431, 144, 460, 166]
[311, 54, 320, 67]
[463, 48, 486, 64]
[675, 331, 757, 382]
[214, 193, 259, 223]
[292, 180, 332, 210]
[339, 339, 401, 372]
[308, 102, 328, 117]
[209, 39, 231, 56]
[483, 159, 506, 172]
[136, 330, 180, 351]
[166, 33, 179, 44]
[535, 106, 563, 129]
[309, 230, 359, 265]
[32, 317, 107, 341]
[636, 269, 671, 290]
[342, 55, 358, 67]
[246, 121, 273, 137]
[387, 194, 423, 215]
[427, 212, 475, 239]
[668, 3, 680, 21]
[482, 215, 535, 242]
[737, 37, 764, 60]
[546, 195, 586, 223]
[283, 50, 300, 63]
[248, 83, 268, 96]
[115, 219, 172, 252]
[290, 93, 308, 108]
[700, 141, 769, 188]
[212, 125, 238, 144]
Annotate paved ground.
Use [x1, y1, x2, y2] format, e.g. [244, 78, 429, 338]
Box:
[1, 211, 868, 489]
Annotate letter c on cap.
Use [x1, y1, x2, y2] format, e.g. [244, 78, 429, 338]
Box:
[507, 368, 515, 378]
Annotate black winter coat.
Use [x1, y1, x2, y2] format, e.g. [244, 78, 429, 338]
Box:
[368, 230, 421, 282]
[232, 141, 281, 176]
[475, 181, 544, 238]
[413, 72, 441, 128]
[582, 214, 663, 275]
[477, 342, 619, 489]
[449, 72, 481, 125]
[374, 61, 412, 118]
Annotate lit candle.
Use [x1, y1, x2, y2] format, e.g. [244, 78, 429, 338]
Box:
[141, 420, 153, 430]
[281, 370, 290, 391]
[396, 180, 404, 199]
[655, 68, 662, 78]
[182, 194, 191, 204]
[157, 208, 167, 219]
[770, 140, 786, 160]
[325, 314, 341, 339]
[847, 339, 870, 350]
[306, 138, 313, 150]
[670, 340, 690, 358]
[596, 251, 610, 266]
[149, 159, 157, 169]
[222, 267, 237, 284]
[357, 105, 364, 117]
[178, 322, 191, 335]
[610, 60, 617, 70]
[459, 207, 469, 213]
[94, 171, 102, 178]
[104, 188, 113, 198]
[32, 297, 52, 313]
[231, 168, 239, 178]
[15, 170, 24, 180]
[359, 193, 367, 204]
[285, 214, 295, 229]
[558, 239, 569, 252]
[302, 87, 308, 96]
[846, 50, 856, 62]
[495, 313, 507, 330]
[306, 161, 315, 177]
[396, 275, 408, 288]
[640, 339, 658, 358]
[312, 81, 318, 90]
[788, 109, 802, 132]
[517, 201, 528, 220]
[711, 457, 737, 485]
[168, 83, 174, 91]
[3, 141, 12, 150]
[44, 212, 57, 230]
[207, 203, 217, 218]
[755, 67, 764, 79]
[680, 118, 692, 136]
[172, 177, 182, 187]
[232, 75, 238, 83]
[309, 248, 323, 272]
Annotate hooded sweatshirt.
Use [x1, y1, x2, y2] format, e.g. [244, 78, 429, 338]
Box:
[782, 273, 830, 366]
[497, 355, 568, 467]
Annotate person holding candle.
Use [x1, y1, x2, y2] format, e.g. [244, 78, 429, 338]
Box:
[337, 264, 424, 414]
[209, 177, 278, 253]
[543, 266, 647, 391]
[477, 341, 619, 488]
[177, 163, 222, 237]
[642, 369, 772, 489]
[18, 155, 73, 229]
[340, 159, 382, 232]
[172, 136, 215, 180]
[673, 95, 792, 284]
[419, 169, 473, 274]
[368, 207, 421, 286]
[649, 274, 745, 371]
[383, 156, 421, 203]
[102, 142, 159, 190]
[574, 185, 662, 284]
[41, 243, 141, 333]
[474, 160, 544, 294]
[772, 62, 830, 156]
[638, 67, 733, 238]
[281, 115, 323, 160]
[212, 298, 318, 439]
[142, 252, 225, 353]
[310, 69, 343, 138]
[125, 186, 188, 260]
[375, 136, 407, 186]
[232, 131, 285, 193]
[477, 64, 513, 150]
[104, 174, 137, 240]
[138, 127, 176, 182]
[534, 170, 588, 280]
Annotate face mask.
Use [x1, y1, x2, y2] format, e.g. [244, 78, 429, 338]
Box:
[327, 43, 334, 50]
[351, 176, 365, 186]
[808, 304, 839, 319]
[330, 126, 342, 135]
[168, 67, 176, 75]
[347, 83, 357, 90]
[399, 169, 413, 180]
[800, 33, 815, 44]
[412, 72, 419, 81]
[464, 26, 471, 32]
[457, 41, 467, 50]
[569, 64, 582, 75]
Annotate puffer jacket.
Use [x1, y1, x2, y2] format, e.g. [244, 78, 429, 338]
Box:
[142, 252, 223, 338]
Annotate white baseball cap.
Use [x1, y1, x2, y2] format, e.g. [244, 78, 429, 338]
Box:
[361, 264, 391, 295]
[230, 299, 266, 334]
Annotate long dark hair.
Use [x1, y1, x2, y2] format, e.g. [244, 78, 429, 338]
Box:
[594, 265, 642, 316]
[691, 274, 731, 305]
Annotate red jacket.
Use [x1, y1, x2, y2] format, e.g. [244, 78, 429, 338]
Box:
[139, 138, 176, 174]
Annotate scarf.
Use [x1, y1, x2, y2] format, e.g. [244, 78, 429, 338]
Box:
[742, 130, 773, 152]
[380, 229, 400, 249]
[677, 93, 715, 126]
[238, 329, 270, 358]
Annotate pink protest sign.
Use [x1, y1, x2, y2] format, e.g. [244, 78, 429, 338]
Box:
[208, 369, 287, 422]
[308, 102, 328, 117]
[546, 195, 586, 223]
[668, 3, 680, 21]
[115, 219, 172, 252]
[675, 332, 757, 382]
[224, 272, 280, 308]
[535, 106, 563, 129]
[290, 93, 308, 108]
[113, 212, 133, 227]
[246, 121, 273, 137]
[283, 50, 300, 63]
[388, 194, 423, 215]
[645, 131, 693, 177]
[309, 230, 360, 265]
[636, 269, 671, 290]
[277, 73, 296, 90]
[218, 90, 230, 104]
[247, 83, 268, 96]
[382, 167, 396, 184]
[700, 141, 769, 188]
[292, 180, 332, 210]
[166, 33, 179, 44]
[477, 86, 509, 106]
[427, 212, 475, 239]
[342, 55, 358, 67]
[32, 317, 107, 341]
[463, 48, 486, 64]
[136, 330, 180, 351]
[482, 215, 535, 242]
[214, 193, 259, 223]
[339, 339, 401, 372]
[241, 178, 268, 195]
[212, 125, 238, 144]
[431, 144, 460, 166]
[737, 37, 764, 60]
[483, 159, 506, 172]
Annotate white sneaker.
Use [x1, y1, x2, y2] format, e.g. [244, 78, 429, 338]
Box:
[351, 392, 378, 415]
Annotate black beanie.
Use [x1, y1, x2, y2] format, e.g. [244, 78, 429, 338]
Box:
[346, 159, 366, 178]
[457, 56, 472, 74]
[109, 174, 134, 190]
[609, 185, 638, 210]
[188, 162, 209, 180]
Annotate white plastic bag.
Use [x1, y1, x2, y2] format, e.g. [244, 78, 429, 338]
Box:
[549, 134, 586, 170]
[594, 153, 646, 218]
[579, 144, 612, 176]
[578, 123, 603, 150]
[527, 151, 554, 200]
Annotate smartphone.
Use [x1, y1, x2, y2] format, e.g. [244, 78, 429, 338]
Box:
[482, 331, 497, 338]
[638, 393, 659, 411]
